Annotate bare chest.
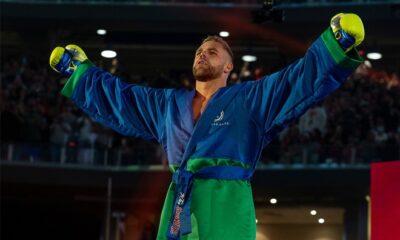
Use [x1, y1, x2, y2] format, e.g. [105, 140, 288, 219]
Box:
[192, 98, 209, 123]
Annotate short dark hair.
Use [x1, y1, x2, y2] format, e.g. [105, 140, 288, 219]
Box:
[201, 35, 234, 62]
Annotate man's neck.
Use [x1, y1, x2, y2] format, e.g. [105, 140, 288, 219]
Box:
[195, 79, 226, 100]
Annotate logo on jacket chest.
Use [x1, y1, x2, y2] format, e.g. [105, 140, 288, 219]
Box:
[212, 110, 230, 127]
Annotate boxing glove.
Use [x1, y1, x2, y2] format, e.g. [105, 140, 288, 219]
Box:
[330, 13, 364, 52]
[49, 44, 88, 76]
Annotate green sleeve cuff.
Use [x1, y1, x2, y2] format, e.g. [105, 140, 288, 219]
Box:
[321, 28, 363, 70]
[61, 60, 94, 98]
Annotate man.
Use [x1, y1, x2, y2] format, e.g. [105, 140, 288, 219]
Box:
[49, 13, 364, 240]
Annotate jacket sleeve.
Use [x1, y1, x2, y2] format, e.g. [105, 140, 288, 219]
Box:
[243, 28, 363, 141]
[61, 63, 169, 142]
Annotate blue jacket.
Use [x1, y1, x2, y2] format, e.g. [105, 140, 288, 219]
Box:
[62, 28, 361, 172]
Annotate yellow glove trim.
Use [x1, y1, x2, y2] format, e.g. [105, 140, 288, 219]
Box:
[330, 13, 344, 33]
[49, 46, 65, 73]
[340, 13, 365, 47]
[65, 44, 88, 62]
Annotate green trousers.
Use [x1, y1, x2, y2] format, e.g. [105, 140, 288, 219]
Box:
[156, 179, 256, 240]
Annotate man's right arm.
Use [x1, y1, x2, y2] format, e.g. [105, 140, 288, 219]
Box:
[50, 45, 169, 142]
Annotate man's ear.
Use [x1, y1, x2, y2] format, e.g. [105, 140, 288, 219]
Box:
[224, 62, 233, 73]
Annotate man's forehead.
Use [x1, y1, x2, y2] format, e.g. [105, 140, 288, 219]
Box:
[197, 41, 225, 51]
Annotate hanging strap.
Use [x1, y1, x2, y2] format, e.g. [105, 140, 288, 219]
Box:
[167, 166, 252, 239]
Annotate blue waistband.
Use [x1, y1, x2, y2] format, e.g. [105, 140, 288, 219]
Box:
[166, 166, 252, 239]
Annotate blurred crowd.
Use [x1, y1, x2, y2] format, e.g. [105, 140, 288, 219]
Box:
[1, 55, 399, 167]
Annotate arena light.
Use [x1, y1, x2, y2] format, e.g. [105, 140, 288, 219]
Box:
[310, 210, 317, 216]
[219, 31, 230, 37]
[101, 50, 117, 58]
[269, 198, 277, 204]
[366, 52, 382, 60]
[318, 218, 325, 224]
[242, 55, 257, 62]
[97, 29, 107, 35]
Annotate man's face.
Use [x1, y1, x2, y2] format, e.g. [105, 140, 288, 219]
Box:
[192, 40, 232, 82]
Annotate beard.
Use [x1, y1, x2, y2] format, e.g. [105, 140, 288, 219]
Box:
[192, 63, 224, 82]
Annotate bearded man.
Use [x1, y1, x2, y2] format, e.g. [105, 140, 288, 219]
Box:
[49, 13, 364, 240]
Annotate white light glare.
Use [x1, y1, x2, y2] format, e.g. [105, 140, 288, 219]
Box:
[219, 31, 230, 37]
[242, 55, 257, 62]
[101, 50, 117, 58]
[270, 198, 277, 204]
[255, 219, 258, 224]
[243, 70, 251, 77]
[364, 60, 372, 68]
[97, 29, 107, 35]
[366, 52, 382, 60]
[310, 210, 317, 216]
[318, 218, 325, 224]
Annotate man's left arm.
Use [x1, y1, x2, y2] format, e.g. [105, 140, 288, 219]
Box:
[243, 13, 364, 140]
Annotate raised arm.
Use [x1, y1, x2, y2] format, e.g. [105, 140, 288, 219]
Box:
[243, 13, 364, 140]
[49, 45, 170, 141]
